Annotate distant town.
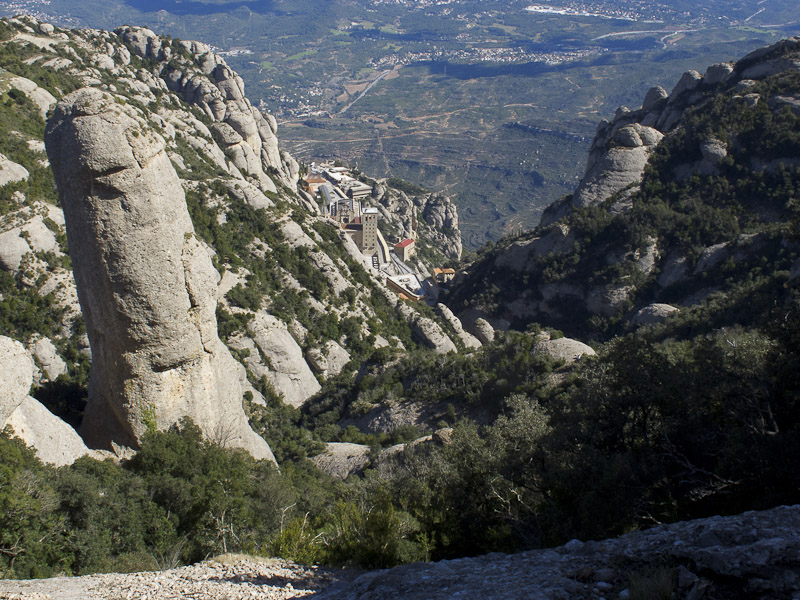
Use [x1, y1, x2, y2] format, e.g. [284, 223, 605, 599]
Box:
[300, 163, 454, 303]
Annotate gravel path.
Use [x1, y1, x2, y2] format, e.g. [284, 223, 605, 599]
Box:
[0, 556, 347, 600]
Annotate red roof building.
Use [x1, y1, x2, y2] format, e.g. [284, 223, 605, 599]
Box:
[395, 238, 415, 261]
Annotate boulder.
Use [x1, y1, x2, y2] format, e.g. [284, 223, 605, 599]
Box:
[311, 442, 370, 480]
[641, 86, 668, 112]
[694, 242, 730, 274]
[45, 88, 273, 461]
[0, 213, 60, 272]
[436, 303, 481, 349]
[705, 62, 735, 85]
[0, 228, 31, 271]
[223, 179, 274, 209]
[306, 347, 329, 375]
[700, 138, 728, 165]
[4, 397, 89, 467]
[587, 283, 634, 317]
[631, 303, 679, 326]
[7, 76, 57, 118]
[28, 335, 67, 381]
[0, 153, 29, 187]
[399, 304, 456, 354]
[657, 253, 689, 288]
[472, 318, 495, 345]
[323, 340, 351, 377]
[670, 70, 703, 100]
[533, 337, 595, 365]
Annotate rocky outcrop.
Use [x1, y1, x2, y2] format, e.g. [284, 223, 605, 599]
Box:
[45, 88, 273, 461]
[572, 123, 664, 210]
[540, 38, 800, 228]
[373, 184, 462, 261]
[0, 213, 60, 272]
[117, 26, 295, 191]
[311, 442, 371, 479]
[494, 223, 574, 272]
[0, 153, 29, 187]
[398, 303, 457, 354]
[436, 303, 481, 349]
[472, 318, 495, 345]
[4, 74, 57, 119]
[231, 312, 321, 408]
[307, 340, 352, 379]
[533, 337, 595, 365]
[317, 505, 800, 600]
[0, 336, 34, 424]
[5, 396, 90, 467]
[339, 399, 439, 435]
[1, 335, 89, 466]
[586, 282, 634, 317]
[453, 39, 800, 335]
[631, 303, 679, 326]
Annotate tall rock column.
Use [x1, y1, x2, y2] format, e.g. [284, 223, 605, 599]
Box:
[45, 88, 273, 461]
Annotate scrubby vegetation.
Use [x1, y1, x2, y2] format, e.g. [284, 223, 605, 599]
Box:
[3, 293, 798, 576]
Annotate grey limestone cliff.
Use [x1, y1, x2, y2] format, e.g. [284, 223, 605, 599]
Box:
[44, 87, 273, 461]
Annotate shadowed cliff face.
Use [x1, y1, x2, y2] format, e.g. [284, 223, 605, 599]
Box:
[45, 87, 274, 461]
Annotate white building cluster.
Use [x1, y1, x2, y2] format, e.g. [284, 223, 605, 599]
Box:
[301, 162, 429, 301]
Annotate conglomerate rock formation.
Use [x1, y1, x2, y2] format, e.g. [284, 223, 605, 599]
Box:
[0, 335, 90, 467]
[44, 87, 273, 461]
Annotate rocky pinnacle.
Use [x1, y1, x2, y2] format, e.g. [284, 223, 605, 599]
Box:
[45, 88, 273, 461]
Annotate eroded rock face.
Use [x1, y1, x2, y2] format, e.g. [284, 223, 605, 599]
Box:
[44, 88, 273, 461]
[5, 397, 90, 467]
[0, 336, 34, 424]
[1, 335, 90, 466]
[117, 25, 294, 190]
[573, 124, 664, 209]
[236, 312, 321, 408]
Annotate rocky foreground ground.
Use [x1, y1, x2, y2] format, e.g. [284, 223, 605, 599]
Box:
[0, 557, 347, 600]
[2, 505, 799, 600]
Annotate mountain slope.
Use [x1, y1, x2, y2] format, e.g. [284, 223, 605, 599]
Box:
[0, 16, 466, 462]
[447, 38, 800, 340]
